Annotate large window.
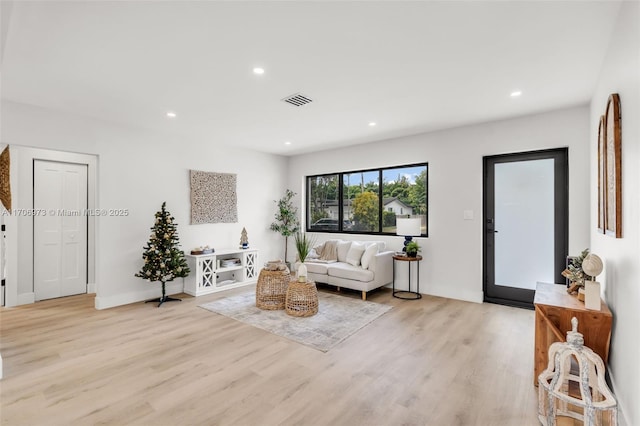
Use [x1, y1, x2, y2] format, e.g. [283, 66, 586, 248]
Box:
[306, 163, 428, 236]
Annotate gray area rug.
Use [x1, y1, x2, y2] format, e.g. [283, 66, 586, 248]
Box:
[199, 291, 392, 352]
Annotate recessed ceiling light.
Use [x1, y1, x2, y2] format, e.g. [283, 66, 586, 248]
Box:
[510, 91, 522, 97]
[284, 141, 292, 145]
[369, 122, 377, 127]
[166, 111, 177, 118]
[253, 67, 265, 75]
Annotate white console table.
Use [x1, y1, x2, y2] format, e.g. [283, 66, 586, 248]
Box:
[185, 248, 258, 296]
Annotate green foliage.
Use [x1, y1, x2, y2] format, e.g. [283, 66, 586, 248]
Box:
[405, 241, 421, 256]
[294, 232, 316, 263]
[561, 248, 591, 286]
[383, 210, 396, 227]
[352, 191, 379, 231]
[135, 202, 190, 290]
[270, 189, 300, 262]
[309, 176, 338, 223]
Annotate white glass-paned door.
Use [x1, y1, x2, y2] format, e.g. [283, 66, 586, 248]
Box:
[494, 159, 554, 290]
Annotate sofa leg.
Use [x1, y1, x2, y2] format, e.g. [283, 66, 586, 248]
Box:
[362, 291, 367, 301]
[337, 286, 341, 292]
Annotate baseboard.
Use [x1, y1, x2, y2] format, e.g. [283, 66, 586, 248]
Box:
[17, 292, 35, 305]
[608, 369, 630, 426]
[426, 285, 483, 304]
[94, 281, 185, 310]
[382, 283, 483, 304]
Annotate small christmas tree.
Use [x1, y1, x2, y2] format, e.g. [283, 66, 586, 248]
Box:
[240, 227, 249, 248]
[135, 202, 190, 307]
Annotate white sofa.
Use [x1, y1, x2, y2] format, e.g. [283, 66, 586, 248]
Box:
[304, 240, 394, 300]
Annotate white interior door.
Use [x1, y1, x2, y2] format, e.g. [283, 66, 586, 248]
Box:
[34, 161, 88, 301]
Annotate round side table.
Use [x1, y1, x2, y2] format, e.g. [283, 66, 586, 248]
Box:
[392, 255, 423, 300]
[285, 280, 319, 317]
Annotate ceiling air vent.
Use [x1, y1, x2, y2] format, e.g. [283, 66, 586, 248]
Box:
[282, 93, 313, 107]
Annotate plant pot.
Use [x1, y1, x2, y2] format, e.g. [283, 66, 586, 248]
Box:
[406, 252, 418, 258]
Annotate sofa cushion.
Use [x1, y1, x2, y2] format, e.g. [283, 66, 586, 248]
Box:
[327, 263, 374, 282]
[336, 241, 352, 262]
[360, 243, 378, 269]
[304, 261, 330, 275]
[346, 242, 366, 266]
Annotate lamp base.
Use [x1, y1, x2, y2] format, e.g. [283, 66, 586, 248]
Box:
[402, 236, 413, 252]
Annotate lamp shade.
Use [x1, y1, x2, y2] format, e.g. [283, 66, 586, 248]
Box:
[396, 217, 421, 236]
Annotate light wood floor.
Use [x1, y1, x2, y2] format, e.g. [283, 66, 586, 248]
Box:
[1, 286, 539, 426]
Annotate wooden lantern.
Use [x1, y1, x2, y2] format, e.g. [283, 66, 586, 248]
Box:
[538, 317, 617, 426]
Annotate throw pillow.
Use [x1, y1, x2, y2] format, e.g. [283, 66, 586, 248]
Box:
[336, 241, 352, 262]
[360, 243, 378, 269]
[346, 242, 366, 267]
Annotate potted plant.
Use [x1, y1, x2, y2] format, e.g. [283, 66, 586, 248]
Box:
[294, 231, 316, 263]
[294, 231, 316, 282]
[405, 241, 421, 257]
[269, 189, 300, 269]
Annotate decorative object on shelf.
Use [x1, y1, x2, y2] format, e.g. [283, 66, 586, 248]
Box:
[135, 202, 190, 307]
[256, 268, 291, 310]
[582, 253, 604, 311]
[0, 145, 11, 211]
[239, 227, 249, 248]
[269, 189, 300, 269]
[220, 257, 241, 267]
[603, 93, 622, 238]
[538, 317, 617, 426]
[396, 217, 421, 252]
[562, 248, 591, 295]
[285, 280, 319, 317]
[404, 241, 421, 258]
[190, 245, 214, 255]
[190, 170, 237, 225]
[264, 259, 288, 272]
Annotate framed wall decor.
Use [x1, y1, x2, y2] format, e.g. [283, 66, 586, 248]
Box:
[604, 93, 621, 238]
[597, 116, 606, 234]
[190, 170, 238, 225]
[0, 146, 11, 211]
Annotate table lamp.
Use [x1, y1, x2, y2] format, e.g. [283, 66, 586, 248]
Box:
[396, 217, 421, 252]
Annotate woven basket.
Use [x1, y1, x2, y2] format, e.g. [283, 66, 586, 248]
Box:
[256, 269, 291, 310]
[285, 280, 318, 317]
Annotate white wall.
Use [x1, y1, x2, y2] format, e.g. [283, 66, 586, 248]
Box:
[288, 106, 591, 303]
[0, 100, 288, 309]
[589, 2, 640, 425]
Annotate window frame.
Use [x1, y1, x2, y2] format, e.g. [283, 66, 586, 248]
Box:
[305, 162, 428, 237]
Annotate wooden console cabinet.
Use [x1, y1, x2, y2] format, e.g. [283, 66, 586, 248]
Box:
[533, 282, 612, 385]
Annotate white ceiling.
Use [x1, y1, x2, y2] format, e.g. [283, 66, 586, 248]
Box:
[0, 1, 622, 156]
